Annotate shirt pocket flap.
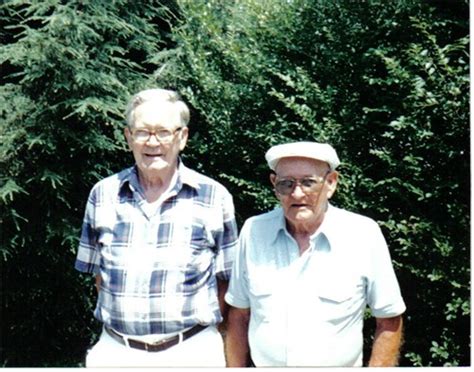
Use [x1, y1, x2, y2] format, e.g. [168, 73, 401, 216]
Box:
[317, 282, 356, 303]
[249, 279, 273, 298]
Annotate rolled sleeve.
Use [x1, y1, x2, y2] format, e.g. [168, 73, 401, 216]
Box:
[214, 190, 239, 280]
[225, 221, 250, 309]
[75, 188, 100, 274]
[366, 224, 406, 317]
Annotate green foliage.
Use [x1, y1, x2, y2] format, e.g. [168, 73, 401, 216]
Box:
[1, 0, 469, 367]
[170, 0, 469, 366]
[1, 0, 176, 366]
[361, 15, 469, 366]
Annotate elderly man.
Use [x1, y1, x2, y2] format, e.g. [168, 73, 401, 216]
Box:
[75, 88, 238, 367]
[225, 141, 406, 367]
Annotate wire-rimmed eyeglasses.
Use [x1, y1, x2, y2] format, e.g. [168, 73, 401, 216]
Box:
[274, 170, 331, 195]
[131, 127, 182, 143]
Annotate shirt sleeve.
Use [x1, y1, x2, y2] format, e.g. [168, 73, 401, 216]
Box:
[75, 186, 101, 274]
[366, 222, 406, 318]
[214, 188, 239, 280]
[225, 219, 251, 309]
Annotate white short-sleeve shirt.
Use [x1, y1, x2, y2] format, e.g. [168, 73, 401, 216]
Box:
[225, 204, 406, 367]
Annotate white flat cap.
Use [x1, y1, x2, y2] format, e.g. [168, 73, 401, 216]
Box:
[265, 141, 340, 171]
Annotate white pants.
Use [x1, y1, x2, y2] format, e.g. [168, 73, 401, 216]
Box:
[85, 325, 226, 367]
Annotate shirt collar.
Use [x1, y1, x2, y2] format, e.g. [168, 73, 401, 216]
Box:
[311, 203, 339, 246]
[271, 203, 339, 248]
[177, 159, 200, 190]
[271, 208, 290, 245]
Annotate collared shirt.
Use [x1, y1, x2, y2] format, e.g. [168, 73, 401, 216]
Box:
[75, 161, 238, 336]
[225, 204, 406, 367]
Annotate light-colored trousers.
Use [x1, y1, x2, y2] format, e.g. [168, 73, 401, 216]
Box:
[85, 325, 226, 367]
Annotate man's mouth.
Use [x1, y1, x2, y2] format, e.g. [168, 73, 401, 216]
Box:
[144, 153, 164, 161]
[144, 153, 163, 158]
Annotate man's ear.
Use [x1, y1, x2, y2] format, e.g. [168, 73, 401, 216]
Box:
[124, 127, 133, 150]
[178, 126, 189, 151]
[270, 172, 281, 197]
[326, 171, 339, 199]
[270, 172, 277, 186]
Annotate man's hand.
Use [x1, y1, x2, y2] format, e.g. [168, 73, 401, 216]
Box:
[217, 279, 229, 334]
[368, 315, 404, 366]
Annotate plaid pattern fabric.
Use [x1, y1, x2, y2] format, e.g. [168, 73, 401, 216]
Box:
[75, 161, 238, 335]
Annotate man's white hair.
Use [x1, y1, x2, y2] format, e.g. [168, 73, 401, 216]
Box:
[125, 88, 190, 128]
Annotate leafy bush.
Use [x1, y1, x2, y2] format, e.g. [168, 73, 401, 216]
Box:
[169, 0, 469, 366]
[1, 0, 469, 366]
[1, 0, 175, 366]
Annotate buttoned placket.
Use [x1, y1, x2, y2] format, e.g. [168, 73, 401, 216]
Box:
[286, 233, 324, 366]
[136, 183, 180, 221]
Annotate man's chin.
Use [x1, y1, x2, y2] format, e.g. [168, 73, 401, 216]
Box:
[290, 206, 312, 215]
[287, 210, 312, 221]
[138, 160, 169, 173]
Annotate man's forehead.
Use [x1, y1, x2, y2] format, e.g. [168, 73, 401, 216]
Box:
[134, 101, 181, 127]
[275, 157, 329, 174]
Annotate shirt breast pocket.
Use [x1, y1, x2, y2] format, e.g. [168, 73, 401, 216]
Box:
[188, 223, 215, 251]
[315, 281, 359, 324]
[249, 280, 274, 322]
[170, 223, 215, 271]
[249, 272, 289, 324]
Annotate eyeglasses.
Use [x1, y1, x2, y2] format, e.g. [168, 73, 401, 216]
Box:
[131, 127, 182, 143]
[274, 171, 330, 195]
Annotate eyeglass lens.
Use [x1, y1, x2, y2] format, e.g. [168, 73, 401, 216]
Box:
[133, 127, 181, 142]
[275, 176, 327, 195]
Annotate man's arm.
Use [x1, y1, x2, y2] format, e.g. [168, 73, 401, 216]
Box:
[95, 274, 101, 293]
[368, 315, 404, 366]
[217, 278, 229, 334]
[225, 306, 251, 367]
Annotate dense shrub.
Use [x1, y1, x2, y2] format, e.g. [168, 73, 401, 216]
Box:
[169, 0, 469, 366]
[1, 0, 469, 366]
[1, 0, 176, 366]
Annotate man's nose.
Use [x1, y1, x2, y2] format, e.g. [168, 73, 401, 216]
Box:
[290, 183, 306, 198]
[146, 134, 161, 146]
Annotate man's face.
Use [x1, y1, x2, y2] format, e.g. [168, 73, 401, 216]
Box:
[124, 101, 188, 178]
[270, 157, 338, 232]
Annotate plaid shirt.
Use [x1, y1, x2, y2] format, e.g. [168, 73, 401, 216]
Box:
[75, 161, 238, 335]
